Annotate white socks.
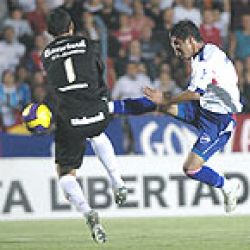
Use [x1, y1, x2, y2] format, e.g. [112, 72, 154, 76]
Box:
[90, 133, 125, 189]
[59, 175, 91, 216]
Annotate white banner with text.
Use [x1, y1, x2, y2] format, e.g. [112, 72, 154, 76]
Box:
[0, 154, 249, 220]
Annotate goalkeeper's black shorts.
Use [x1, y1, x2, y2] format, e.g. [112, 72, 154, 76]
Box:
[55, 106, 111, 172]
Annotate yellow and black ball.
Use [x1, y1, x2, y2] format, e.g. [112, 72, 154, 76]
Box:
[22, 103, 52, 134]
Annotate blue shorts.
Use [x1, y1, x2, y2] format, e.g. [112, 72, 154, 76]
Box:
[177, 101, 236, 161]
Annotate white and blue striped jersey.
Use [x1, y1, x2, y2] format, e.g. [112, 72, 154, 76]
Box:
[188, 44, 242, 114]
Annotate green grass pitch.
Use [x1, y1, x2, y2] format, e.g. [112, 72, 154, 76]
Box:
[0, 216, 250, 250]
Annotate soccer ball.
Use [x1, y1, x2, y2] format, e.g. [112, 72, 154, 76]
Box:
[22, 103, 52, 134]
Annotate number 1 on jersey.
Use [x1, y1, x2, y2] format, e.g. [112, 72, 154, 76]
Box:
[64, 57, 76, 83]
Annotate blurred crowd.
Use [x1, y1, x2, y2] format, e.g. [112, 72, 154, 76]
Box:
[0, 0, 250, 135]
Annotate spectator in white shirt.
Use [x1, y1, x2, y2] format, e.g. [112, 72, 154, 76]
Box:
[173, 0, 201, 27]
[3, 7, 33, 39]
[0, 26, 26, 79]
[112, 62, 152, 99]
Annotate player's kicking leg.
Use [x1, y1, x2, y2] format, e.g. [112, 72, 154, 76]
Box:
[110, 98, 241, 212]
[89, 133, 128, 205]
[109, 97, 178, 117]
[58, 167, 107, 243]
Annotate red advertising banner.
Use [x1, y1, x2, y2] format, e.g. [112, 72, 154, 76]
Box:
[233, 114, 250, 152]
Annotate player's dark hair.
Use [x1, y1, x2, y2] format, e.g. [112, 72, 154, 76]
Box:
[47, 9, 72, 36]
[170, 20, 203, 42]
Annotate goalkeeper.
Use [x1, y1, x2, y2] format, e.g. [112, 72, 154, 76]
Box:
[41, 9, 127, 244]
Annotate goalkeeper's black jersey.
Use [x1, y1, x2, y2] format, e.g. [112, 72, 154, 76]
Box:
[41, 35, 109, 121]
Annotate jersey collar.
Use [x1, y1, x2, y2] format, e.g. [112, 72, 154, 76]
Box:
[192, 45, 206, 61]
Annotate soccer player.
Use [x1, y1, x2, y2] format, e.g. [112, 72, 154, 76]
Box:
[41, 9, 127, 243]
[110, 20, 242, 213]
